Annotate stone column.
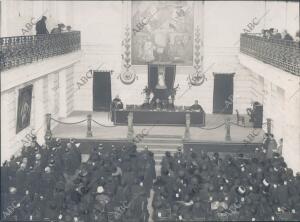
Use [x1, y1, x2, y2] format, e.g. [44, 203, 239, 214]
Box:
[184, 113, 191, 139]
[87, 114, 93, 137]
[225, 118, 231, 141]
[127, 112, 134, 141]
[45, 113, 52, 138]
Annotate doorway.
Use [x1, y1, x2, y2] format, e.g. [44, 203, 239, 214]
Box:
[93, 71, 112, 111]
[213, 73, 234, 114]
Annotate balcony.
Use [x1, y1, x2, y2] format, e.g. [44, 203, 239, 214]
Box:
[240, 33, 300, 76]
[0, 31, 81, 71]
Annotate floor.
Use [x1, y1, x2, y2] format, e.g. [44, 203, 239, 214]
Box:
[52, 111, 265, 143]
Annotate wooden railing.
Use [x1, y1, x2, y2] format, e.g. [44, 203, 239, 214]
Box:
[0, 31, 81, 71]
[240, 33, 300, 76]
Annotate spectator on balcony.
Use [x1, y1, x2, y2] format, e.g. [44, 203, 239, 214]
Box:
[295, 30, 300, 42]
[282, 30, 294, 41]
[261, 29, 267, 38]
[271, 29, 282, 40]
[35, 16, 49, 35]
[66, 26, 72, 32]
[51, 23, 65, 34]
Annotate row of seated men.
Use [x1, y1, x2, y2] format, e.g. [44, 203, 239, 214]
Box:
[1, 136, 156, 222]
[152, 142, 300, 221]
[112, 94, 204, 112]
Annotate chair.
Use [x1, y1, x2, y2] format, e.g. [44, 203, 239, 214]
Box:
[236, 109, 245, 127]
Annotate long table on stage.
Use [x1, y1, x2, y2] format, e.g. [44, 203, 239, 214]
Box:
[111, 109, 205, 126]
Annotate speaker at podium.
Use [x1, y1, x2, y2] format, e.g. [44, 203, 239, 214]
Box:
[247, 102, 263, 128]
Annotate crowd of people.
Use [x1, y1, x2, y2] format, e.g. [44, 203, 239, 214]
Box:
[152, 140, 300, 221]
[36, 16, 72, 35]
[261, 28, 299, 42]
[2, 132, 300, 222]
[1, 136, 155, 221]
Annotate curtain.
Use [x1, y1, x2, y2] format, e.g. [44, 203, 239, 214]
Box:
[148, 65, 158, 91]
[165, 65, 176, 89]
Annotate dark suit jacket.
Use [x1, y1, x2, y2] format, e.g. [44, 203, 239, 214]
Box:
[36, 20, 49, 34]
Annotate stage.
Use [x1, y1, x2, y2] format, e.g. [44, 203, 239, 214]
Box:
[51, 111, 264, 155]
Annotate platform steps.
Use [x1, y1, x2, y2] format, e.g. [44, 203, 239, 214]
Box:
[136, 134, 183, 176]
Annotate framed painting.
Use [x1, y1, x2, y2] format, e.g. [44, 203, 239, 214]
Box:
[16, 85, 33, 133]
[132, 1, 194, 65]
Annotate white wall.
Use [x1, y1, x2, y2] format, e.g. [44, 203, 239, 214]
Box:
[1, 51, 80, 163]
[0, 0, 75, 37]
[239, 53, 300, 173]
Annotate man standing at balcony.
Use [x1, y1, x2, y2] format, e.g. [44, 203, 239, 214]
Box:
[282, 30, 293, 41]
[36, 16, 49, 35]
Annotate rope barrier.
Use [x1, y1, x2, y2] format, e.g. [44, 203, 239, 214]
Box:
[50, 118, 87, 125]
[199, 123, 225, 130]
[229, 121, 268, 128]
[229, 122, 249, 127]
[92, 119, 117, 127]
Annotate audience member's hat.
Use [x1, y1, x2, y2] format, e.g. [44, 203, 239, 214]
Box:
[238, 186, 246, 195]
[97, 186, 104, 194]
[20, 162, 27, 169]
[263, 178, 270, 187]
[45, 166, 51, 173]
[9, 187, 17, 194]
[49, 159, 55, 165]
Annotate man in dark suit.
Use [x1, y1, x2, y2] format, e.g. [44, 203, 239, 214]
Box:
[36, 16, 49, 35]
[111, 95, 123, 110]
[282, 30, 294, 41]
[190, 100, 203, 112]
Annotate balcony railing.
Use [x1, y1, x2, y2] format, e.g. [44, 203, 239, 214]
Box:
[0, 31, 81, 71]
[240, 33, 300, 76]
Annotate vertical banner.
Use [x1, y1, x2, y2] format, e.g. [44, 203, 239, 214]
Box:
[16, 85, 33, 133]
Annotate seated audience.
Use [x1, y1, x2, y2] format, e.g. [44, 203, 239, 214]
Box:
[190, 100, 204, 111]
[35, 16, 49, 35]
[1, 137, 155, 222]
[153, 139, 300, 222]
[51, 23, 65, 34]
